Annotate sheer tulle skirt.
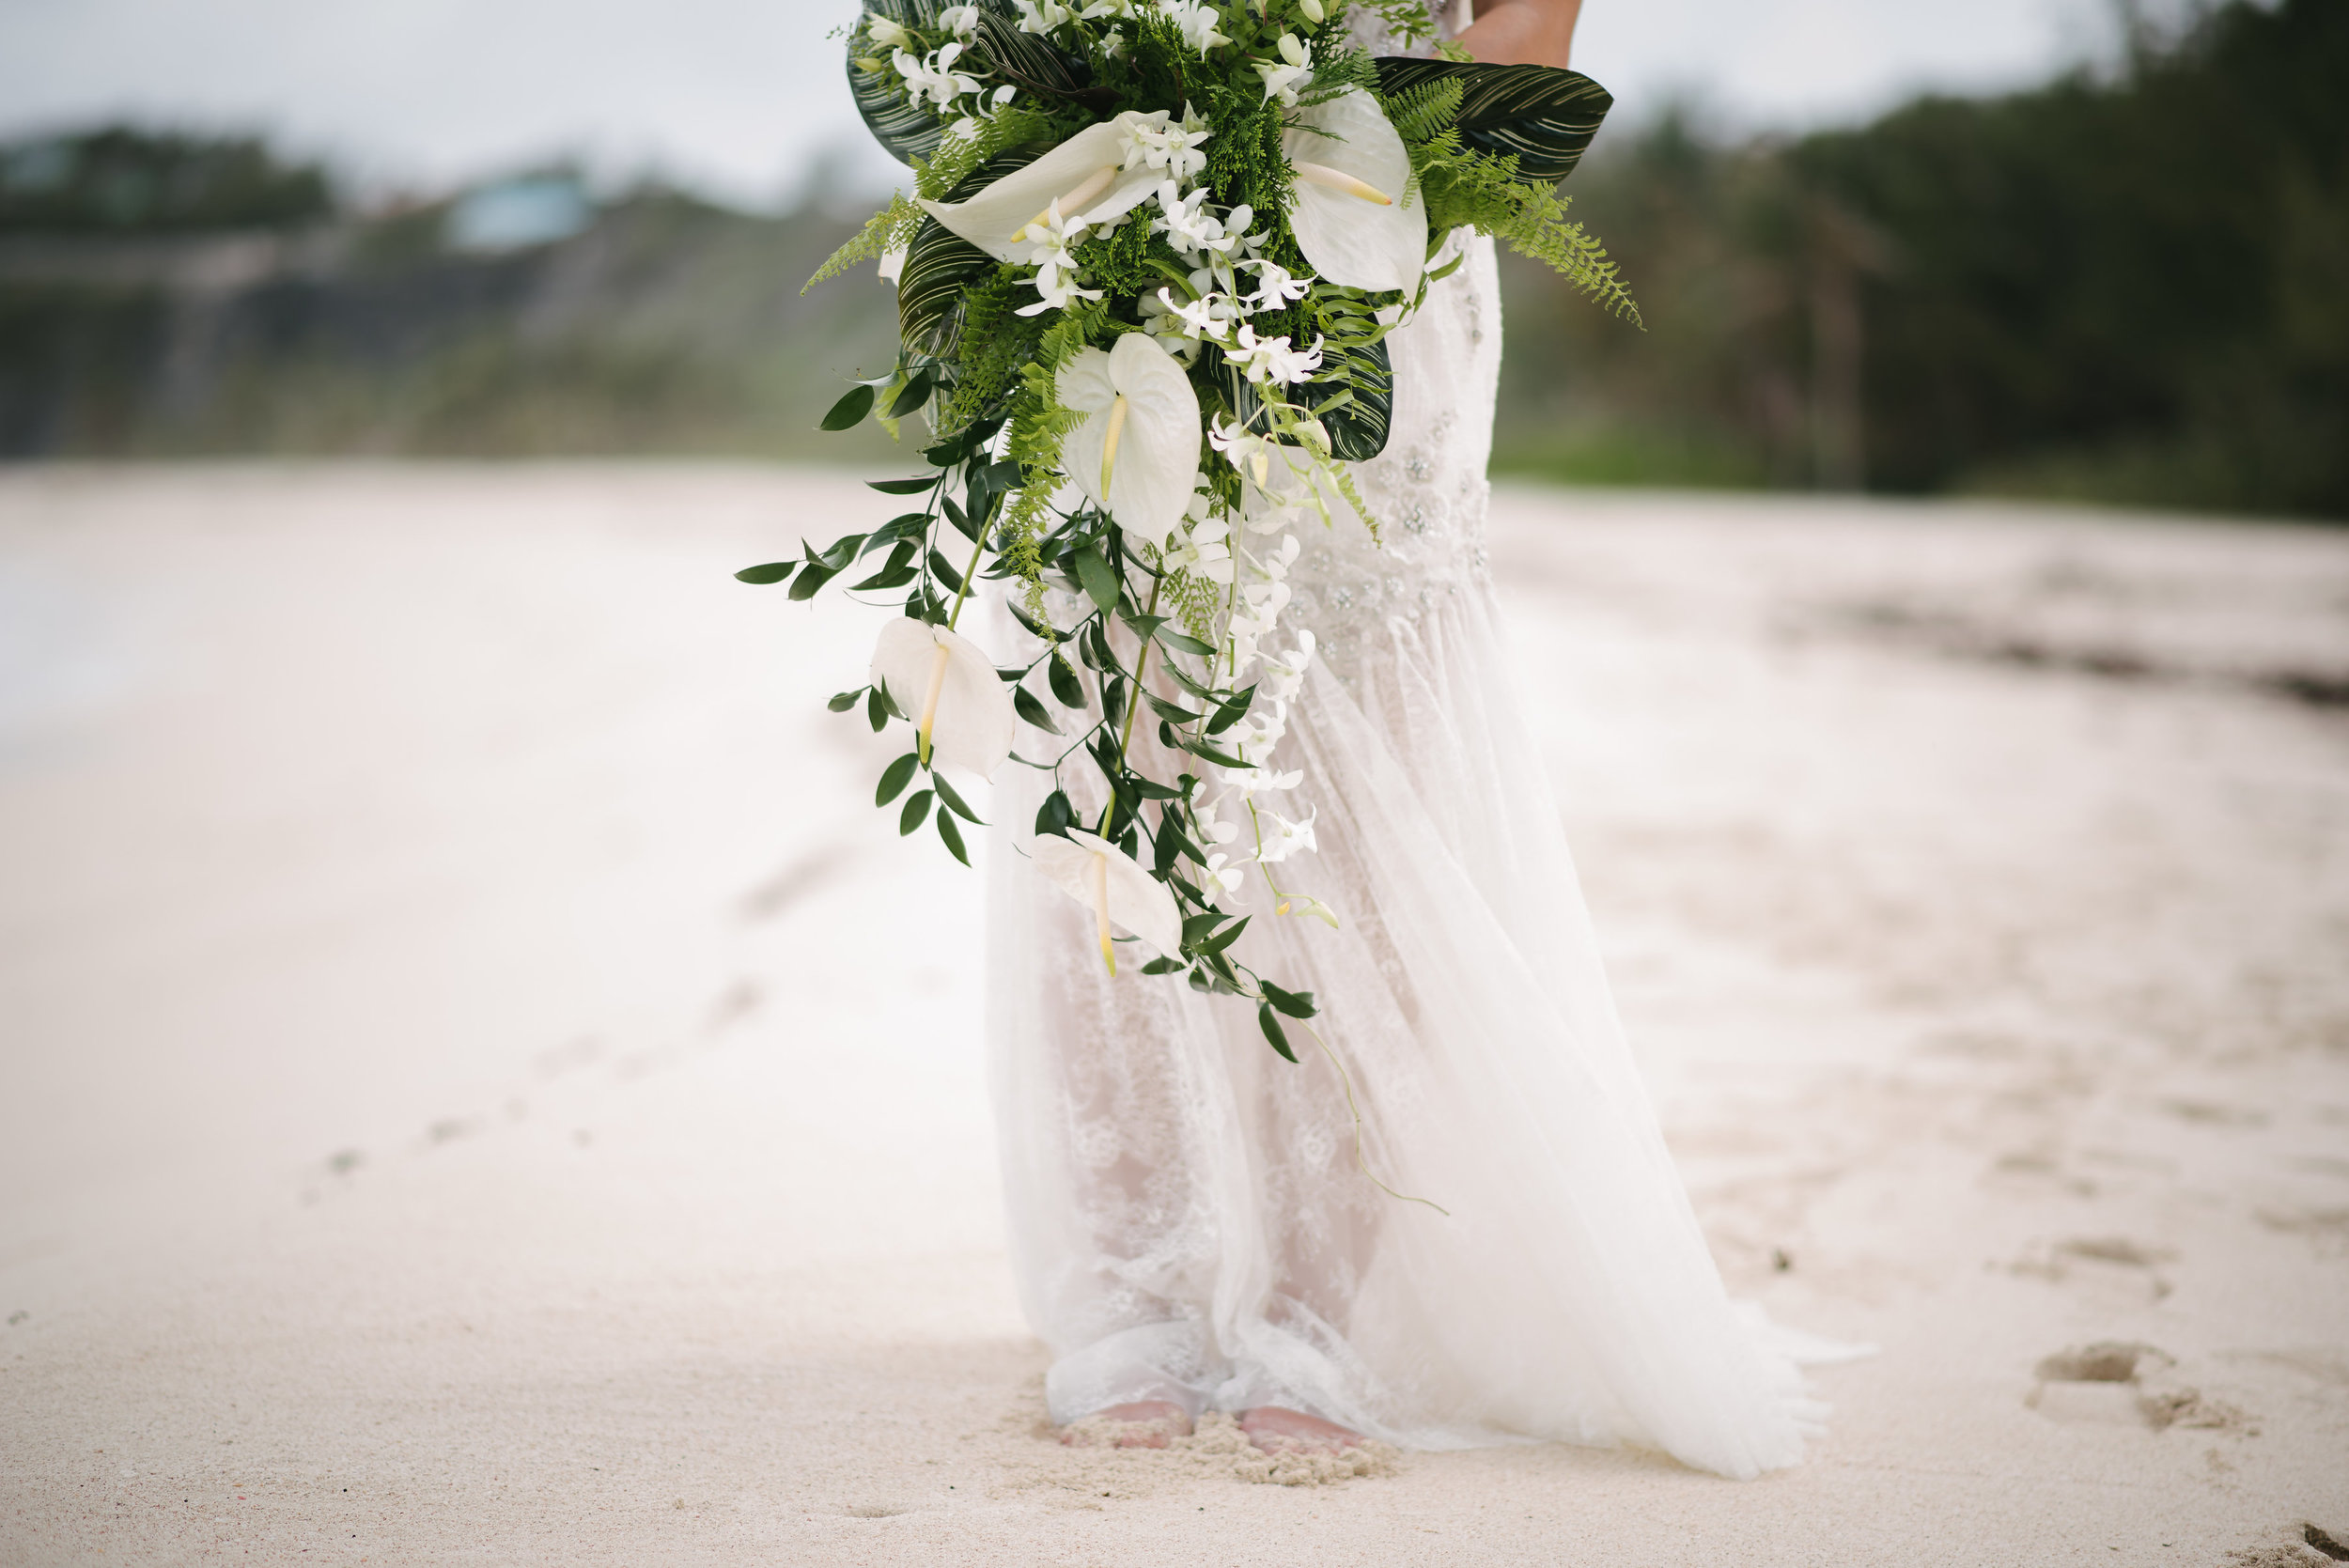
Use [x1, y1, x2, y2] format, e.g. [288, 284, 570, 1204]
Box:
[983, 239, 1855, 1480]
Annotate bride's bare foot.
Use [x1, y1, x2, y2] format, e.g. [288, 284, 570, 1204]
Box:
[1058, 1400, 1194, 1449]
[1237, 1406, 1362, 1452]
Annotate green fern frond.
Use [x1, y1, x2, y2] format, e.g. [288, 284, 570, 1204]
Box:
[803, 193, 925, 294]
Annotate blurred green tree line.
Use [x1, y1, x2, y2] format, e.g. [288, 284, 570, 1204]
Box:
[1499, 0, 2348, 517]
[1, 0, 2341, 517]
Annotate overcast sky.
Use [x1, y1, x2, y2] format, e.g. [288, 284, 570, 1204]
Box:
[0, 0, 2139, 208]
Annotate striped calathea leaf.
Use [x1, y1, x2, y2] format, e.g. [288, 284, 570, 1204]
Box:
[850, 0, 1099, 167]
[1230, 334, 1392, 462]
[896, 153, 1037, 355]
[1372, 59, 1614, 185]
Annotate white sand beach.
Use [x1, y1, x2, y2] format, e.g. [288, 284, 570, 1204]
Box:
[2, 463, 2345, 1565]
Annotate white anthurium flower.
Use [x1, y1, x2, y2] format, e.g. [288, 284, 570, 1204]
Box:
[870, 617, 1017, 778]
[878, 245, 907, 285]
[919, 115, 1169, 263]
[1058, 333, 1203, 550]
[1283, 86, 1425, 293]
[1032, 830, 1183, 972]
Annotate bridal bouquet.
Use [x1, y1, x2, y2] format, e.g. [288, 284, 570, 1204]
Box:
[751, 0, 1632, 1062]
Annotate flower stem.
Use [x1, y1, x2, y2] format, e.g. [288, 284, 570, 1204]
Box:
[1298, 1017, 1450, 1217]
[944, 526, 988, 632]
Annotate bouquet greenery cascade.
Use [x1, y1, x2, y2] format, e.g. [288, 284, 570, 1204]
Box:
[750, 0, 1633, 1069]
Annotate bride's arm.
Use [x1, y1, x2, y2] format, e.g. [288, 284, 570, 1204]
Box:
[1454, 0, 1582, 69]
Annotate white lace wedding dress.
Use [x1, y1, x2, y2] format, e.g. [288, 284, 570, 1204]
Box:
[985, 10, 1854, 1483]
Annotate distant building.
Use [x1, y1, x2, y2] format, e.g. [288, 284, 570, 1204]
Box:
[443, 174, 590, 254]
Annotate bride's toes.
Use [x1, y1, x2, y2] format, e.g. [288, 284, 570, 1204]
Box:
[1237, 1405, 1362, 1452]
[1058, 1400, 1194, 1449]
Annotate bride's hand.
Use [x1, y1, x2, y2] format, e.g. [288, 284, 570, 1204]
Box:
[1454, 0, 1582, 69]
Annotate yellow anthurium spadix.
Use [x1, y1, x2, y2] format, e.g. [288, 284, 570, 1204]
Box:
[1031, 830, 1183, 976]
[1058, 333, 1202, 551]
[1282, 87, 1425, 294]
[870, 617, 1017, 777]
[917, 115, 1167, 261]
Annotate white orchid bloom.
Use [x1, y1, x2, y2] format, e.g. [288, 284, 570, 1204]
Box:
[1161, 510, 1236, 584]
[870, 617, 1017, 777]
[1162, 0, 1232, 54]
[1154, 285, 1237, 343]
[1201, 851, 1248, 904]
[1258, 627, 1316, 699]
[1225, 322, 1324, 386]
[1118, 104, 1211, 180]
[864, 13, 914, 50]
[1032, 831, 1182, 973]
[920, 115, 1173, 263]
[894, 42, 982, 106]
[1058, 333, 1202, 550]
[1237, 257, 1312, 312]
[1136, 291, 1204, 364]
[1283, 86, 1425, 294]
[1256, 805, 1318, 864]
[938, 3, 983, 33]
[1255, 33, 1314, 105]
[1156, 184, 1253, 261]
[1013, 206, 1102, 315]
[1013, 0, 1076, 30]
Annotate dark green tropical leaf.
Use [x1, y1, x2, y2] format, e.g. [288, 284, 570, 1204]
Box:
[1140, 955, 1184, 974]
[867, 687, 889, 732]
[1258, 1001, 1299, 1063]
[820, 383, 876, 431]
[1373, 59, 1614, 185]
[1011, 683, 1063, 735]
[1154, 624, 1216, 658]
[876, 751, 921, 806]
[1048, 652, 1084, 707]
[932, 773, 985, 824]
[928, 548, 965, 594]
[736, 561, 796, 584]
[1072, 543, 1121, 614]
[852, 540, 921, 590]
[883, 371, 934, 420]
[900, 788, 935, 834]
[1145, 691, 1201, 726]
[936, 807, 970, 865]
[788, 562, 837, 601]
[1260, 980, 1317, 1019]
[898, 221, 996, 358]
[828, 689, 863, 712]
[868, 475, 940, 495]
[1200, 914, 1251, 955]
[1035, 788, 1074, 837]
